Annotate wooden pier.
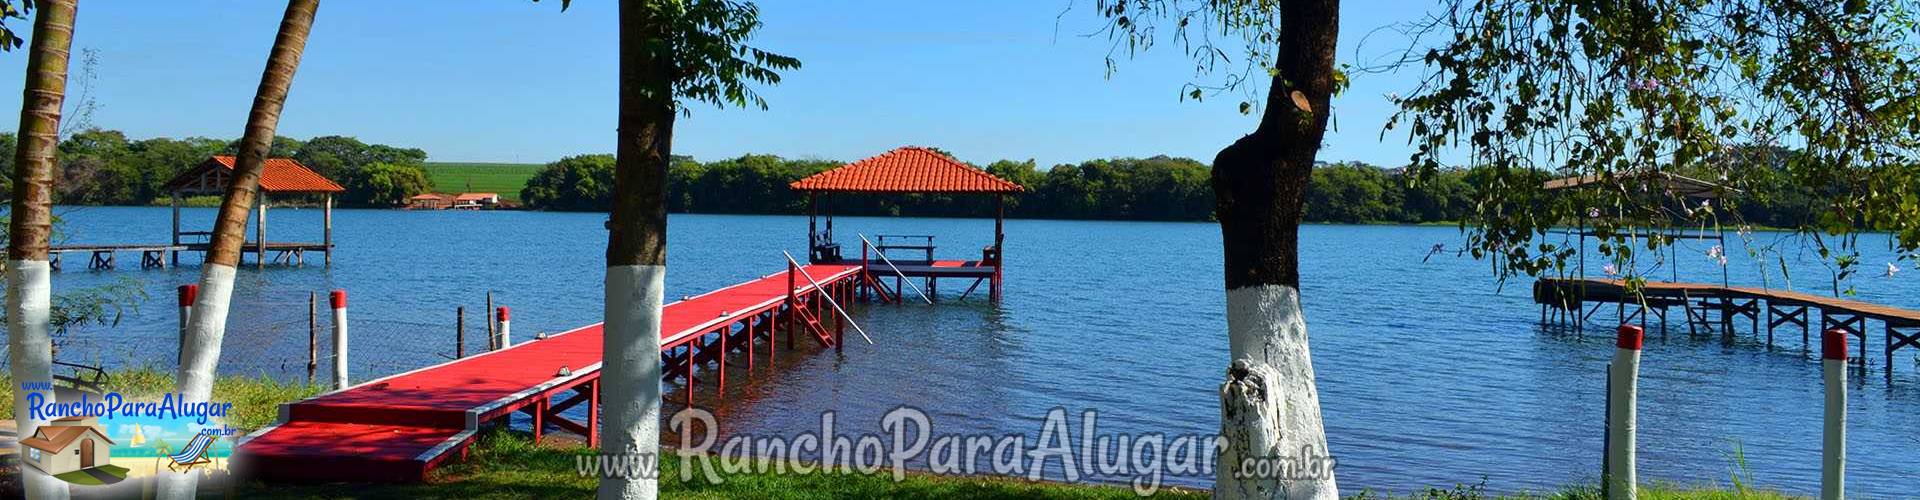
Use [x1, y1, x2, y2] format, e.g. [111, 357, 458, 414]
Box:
[55, 156, 342, 272]
[235, 261, 882, 482]
[49, 241, 331, 270]
[1536, 278, 1920, 373]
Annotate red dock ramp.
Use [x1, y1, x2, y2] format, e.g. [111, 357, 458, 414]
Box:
[237, 263, 863, 482]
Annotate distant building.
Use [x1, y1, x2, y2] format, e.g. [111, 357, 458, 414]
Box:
[407, 193, 451, 209]
[20, 416, 115, 475]
[451, 193, 500, 209]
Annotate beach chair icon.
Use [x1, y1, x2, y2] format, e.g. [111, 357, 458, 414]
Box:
[164, 430, 218, 473]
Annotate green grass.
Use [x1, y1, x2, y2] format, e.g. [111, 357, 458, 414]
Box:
[233, 429, 1802, 500]
[0, 366, 324, 431]
[423, 162, 542, 202]
[240, 429, 1210, 499]
[0, 368, 1804, 499]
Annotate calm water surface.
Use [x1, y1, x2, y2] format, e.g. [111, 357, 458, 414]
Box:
[28, 205, 1920, 496]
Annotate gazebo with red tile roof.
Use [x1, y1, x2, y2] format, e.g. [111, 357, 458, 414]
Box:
[162, 155, 346, 268]
[790, 146, 1024, 301]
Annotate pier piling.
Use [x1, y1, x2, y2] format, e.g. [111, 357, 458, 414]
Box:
[331, 290, 350, 390]
[308, 291, 318, 385]
[1607, 324, 1643, 500]
[1822, 328, 1847, 500]
[496, 306, 511, 350]
[456, 306, 466, 359]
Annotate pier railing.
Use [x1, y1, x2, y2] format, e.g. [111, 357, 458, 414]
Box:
[784, 251, 874, 344]
[860, 233, 933, 304]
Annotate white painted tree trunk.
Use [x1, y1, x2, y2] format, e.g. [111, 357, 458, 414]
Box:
[1216, 285, 1337, 500]
[156, 263, 237, 499]
[9, 261, 69, 500]
[599, 265, 664, 500]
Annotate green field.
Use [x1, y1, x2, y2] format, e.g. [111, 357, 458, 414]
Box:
[423, 162, 543, 202]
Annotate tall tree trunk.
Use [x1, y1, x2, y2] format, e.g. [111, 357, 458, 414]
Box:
[1212, 1, 1340, 499]
[161, 0, 317, 497]
[7, 3, 77, 498]
[599, 2, 672, 499]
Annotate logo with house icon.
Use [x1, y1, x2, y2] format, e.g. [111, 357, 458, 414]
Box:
[20, 416, 125, 484]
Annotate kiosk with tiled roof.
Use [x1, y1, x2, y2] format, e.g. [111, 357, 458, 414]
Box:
[162, 155, 345, 268]
[791, 146, 1023, 301]
[46, 156, 346, 271]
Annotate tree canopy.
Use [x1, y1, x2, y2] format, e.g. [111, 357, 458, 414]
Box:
[0, 129, 433, 207]
[1393, 0, 1920, 291]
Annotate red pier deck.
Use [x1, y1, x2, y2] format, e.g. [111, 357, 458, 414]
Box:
[237, 263, 869, 482]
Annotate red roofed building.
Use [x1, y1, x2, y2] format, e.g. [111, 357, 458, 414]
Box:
[161, 156, 344, 267]
[789, 146, 1023, 194]
[790, 147, 1022, 301]
[164, 155, 346, 195]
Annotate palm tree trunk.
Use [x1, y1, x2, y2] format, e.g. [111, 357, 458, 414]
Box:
[7, 2, 77, 498]
[599, 2, 671, 499]
[162, 0, 317, 497]
[1212, 1, 1340, 498]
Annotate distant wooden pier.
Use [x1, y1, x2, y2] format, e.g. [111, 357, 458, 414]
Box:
[53, 156, 343, 271]
[1536, 278, 1920, 373]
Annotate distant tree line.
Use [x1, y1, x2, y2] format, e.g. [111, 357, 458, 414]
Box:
[0, 129, 434, 207]
[522, 153, 1489, 223]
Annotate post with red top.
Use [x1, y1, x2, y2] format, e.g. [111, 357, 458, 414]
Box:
[176, 284, 197, 365]
[495, 306, 512, 350]
[1822, 328, 1847, 500]
[330, 290, 350, 390]
[786, 260, 797, 350]
[1606, 324, 1643, 500]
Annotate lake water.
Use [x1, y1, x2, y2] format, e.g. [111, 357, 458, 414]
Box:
[28, 205, 1920, 496]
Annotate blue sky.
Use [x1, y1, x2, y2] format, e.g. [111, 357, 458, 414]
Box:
[0, 1, 1430, 168]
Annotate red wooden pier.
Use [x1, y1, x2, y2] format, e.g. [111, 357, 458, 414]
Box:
[236, 262, 893, 482]
[236, 146, 1023, 482]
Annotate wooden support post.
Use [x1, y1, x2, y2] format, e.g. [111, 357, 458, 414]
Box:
[532, 397, 547, 444]
[685, 345, 695, 408]
[747, 315, 756, 375]
[486, 291, 496, 351]
[323, 194, 334, 267]
[256, 194, 267, 270]
[787, 261, 797, 350]
[308, 291, 318, 386]
[456, 306, 466, 359]
[719, 327, 728, 394]
[588, 379, 600, 448]
[835, 282, 845, 352]
[992, 194, 1005, 302]
[808, 194, 816, 244]
[171, 194, 182, 266]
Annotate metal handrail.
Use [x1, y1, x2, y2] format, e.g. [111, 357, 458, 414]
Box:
[859, 234, 933, 304]
[783, 251, 874, 345]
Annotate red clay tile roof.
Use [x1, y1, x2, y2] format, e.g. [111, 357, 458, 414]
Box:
[790, 147, 1024, 194]
[19, 424, 113, 452]
[163, 156, 346, 194]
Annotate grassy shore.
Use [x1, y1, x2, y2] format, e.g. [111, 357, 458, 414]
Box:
[235, 429, 1800, 500]
[0, 368, 1800, 498]
[423, 162, 541, 202]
